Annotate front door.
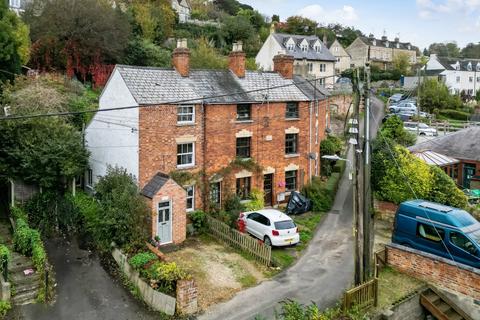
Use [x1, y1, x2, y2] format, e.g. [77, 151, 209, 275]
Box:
[157, 201, 172, 244]
[463, 163, 476, 189]
[263, 174, 273, 206]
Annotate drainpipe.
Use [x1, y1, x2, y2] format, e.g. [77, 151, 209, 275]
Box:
[309, 100, 312, 180]
[202, 99, 207, 211]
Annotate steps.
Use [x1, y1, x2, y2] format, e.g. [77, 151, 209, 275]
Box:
[8, 251, 41, 305]
[420, 287, 473, 320]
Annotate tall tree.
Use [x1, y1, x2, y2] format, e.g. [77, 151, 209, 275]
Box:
[24, 0, 130, 80]
[393, 52, 411, 76]
[0, 1, 30, 83]
[281, 15, 317, 35]
[129, 0, 175, 44]
[428, 42, 460, 57]
[461, 43, 480, 59]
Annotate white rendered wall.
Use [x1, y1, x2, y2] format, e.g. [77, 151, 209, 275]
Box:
[85, 69, 140, 186]
[255, 34, 284, 71]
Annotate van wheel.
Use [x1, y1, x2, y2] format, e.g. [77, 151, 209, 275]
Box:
[264, 236, 272, 247]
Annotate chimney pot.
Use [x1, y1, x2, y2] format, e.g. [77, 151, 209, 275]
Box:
[381, 35, 388, 41]
[273, 54, 294, 79]
[394, 37, 399, 42]
[173, 38, 190, 77]
[229, 41, 246, 78]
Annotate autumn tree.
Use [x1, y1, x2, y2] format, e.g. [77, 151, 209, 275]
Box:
[0, 0, 30, 84]
[129, 0, 176, 44]
[393, 52, 411, 75]
[24, 0, 130, 81]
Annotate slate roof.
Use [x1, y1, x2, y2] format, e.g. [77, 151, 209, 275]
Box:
[359, 37, 417, 51]
[292, 75, 330, 99]
[409, 127, 480, 162]
[436, 57, 480, 71]
[141, 172, 171, 199]
[271, 33, 336, 62]
[116, 65, 323, 105]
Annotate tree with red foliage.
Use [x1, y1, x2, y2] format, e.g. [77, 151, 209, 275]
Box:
[23, 0, 130, 86]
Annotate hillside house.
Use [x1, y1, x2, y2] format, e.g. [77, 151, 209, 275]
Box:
[425, 54, 480, 96]
[346, 35, 417, 70]
[171, 0, 191, 23]
[256, 33, 336, 88]
[85, 40, 330, 245]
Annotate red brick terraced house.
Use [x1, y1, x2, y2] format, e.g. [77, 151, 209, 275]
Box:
[85, 40, 330, 245]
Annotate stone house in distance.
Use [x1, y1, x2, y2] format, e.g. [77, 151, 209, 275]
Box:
[347, 35, 417, 70]
[256, 32, 337, 88]
[170, 0, 191, 23]
[327, 39, 352, 74]
[85, 40, 329, 245]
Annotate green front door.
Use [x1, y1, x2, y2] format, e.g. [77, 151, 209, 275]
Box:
[463, 163, 476, 189]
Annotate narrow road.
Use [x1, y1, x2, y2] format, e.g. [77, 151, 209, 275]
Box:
[200, 97, 385, 320]
[9, 238, 158, 320]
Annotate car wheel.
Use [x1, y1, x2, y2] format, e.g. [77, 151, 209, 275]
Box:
[389, 108, 395, 113]
[419, 132, 426, 136]
[264, 236, 272, 247]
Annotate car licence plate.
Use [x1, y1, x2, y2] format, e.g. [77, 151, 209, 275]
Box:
[284, 238, 293, 242]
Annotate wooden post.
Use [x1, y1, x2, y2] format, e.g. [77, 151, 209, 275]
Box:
[9, 180, 14, 207]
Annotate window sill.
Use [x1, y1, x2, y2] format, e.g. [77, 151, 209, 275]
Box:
[176, 122, 196, 127]
[235, 120, 254, 124]
[285, 154, 300, 158]
[285, 118, 300, 121]
[186, 208, 194, 213]
[240, 199, 252, 204]
[176, 165, 196, 170]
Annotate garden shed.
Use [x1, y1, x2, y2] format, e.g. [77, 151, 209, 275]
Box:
[141, 172, 187, 245]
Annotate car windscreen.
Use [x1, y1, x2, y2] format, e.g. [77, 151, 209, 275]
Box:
[469, 229, 480, 245]
[274, 220, 296, 230]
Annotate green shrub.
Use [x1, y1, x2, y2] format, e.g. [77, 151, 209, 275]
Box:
[302, 177, 334, 212]
[0, 245, 10, 274]
[189, 210, 207, 232]
[146, 261, 188, 295]
[438, 109, 471, 120]
[13, 218, 42, 256]
[244, 189, 264, 211]
[10, 206, 28, 221]
[129, 252, 157, 271]
[32, 241, 47, 271]
[0, 300, 11, 317]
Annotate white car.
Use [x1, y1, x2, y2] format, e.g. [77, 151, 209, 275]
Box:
[238, 209, 299, 247]
[403, 122, 438, 136]
[389, 102, 417, 114]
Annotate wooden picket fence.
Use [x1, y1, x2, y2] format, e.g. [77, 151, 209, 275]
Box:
[205, 215, 271, 266]
[343, 278, 378, 311]
[374, 248, 387, 278]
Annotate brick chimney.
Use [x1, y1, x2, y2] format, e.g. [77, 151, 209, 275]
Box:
[273, 52, 294, 79]
[172, 38, 190, 77]
[229, 41, 246, 78]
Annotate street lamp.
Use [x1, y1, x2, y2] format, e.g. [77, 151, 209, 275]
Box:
[321, 155, 353, 180]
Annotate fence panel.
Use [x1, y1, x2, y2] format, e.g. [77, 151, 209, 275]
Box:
[343, 278, 378, 311]
[374, 248, 387, 278]
[205, 216, 271, 266]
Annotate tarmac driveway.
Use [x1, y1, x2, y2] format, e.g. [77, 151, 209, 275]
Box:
[9, 237, 158, 320]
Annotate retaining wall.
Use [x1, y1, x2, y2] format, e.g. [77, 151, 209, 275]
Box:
[386, 244, 480, 299]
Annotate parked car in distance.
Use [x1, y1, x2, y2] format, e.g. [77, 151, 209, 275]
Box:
[389, 93, 403, 103]
[403, 122, 438, 136]
[336, 77, 352, 84]
[238, 209, 299, 247]
[389, 102, 417, 114]
[382, 113, 411, 123]
[392, 200, 480, 268]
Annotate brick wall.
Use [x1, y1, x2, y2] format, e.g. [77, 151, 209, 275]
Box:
[176, 279, 198, 315]
[328, 95, 352, 116]
[148, 179, 187, 244]
[386, 244, 480, 299]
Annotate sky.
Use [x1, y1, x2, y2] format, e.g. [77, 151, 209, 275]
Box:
[240, 0, 480, 50]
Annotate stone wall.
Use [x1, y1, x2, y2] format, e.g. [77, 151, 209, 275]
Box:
[386, 244, 480, 299]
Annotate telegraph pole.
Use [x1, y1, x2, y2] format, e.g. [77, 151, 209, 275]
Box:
[352, 68, 362, 285]
[363, 63, 373, 280]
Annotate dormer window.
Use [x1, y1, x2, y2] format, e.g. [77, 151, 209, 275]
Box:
[396, 43, 400, 49]
[455, 62, 460, 71]
[476, 64, 480, 72]
[287, 43, 294, 51]
[385, 41, 389, 48]
[301, 45, 308, 52]
[467, 62, 472, 71]
[372, 40, 377, 46]
[315, 45, 321, 52]
[407, 45, 411, 50]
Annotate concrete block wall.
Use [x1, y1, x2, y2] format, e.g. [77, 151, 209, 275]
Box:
[381, 292, 425, 320]
[386, 244, 480, 299]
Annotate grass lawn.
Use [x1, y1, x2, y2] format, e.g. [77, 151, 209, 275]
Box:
[375, 266, 424, 311]
[270, 211, 326, 271]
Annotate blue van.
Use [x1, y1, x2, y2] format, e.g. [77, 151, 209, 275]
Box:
[392, 200, 480, 268]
